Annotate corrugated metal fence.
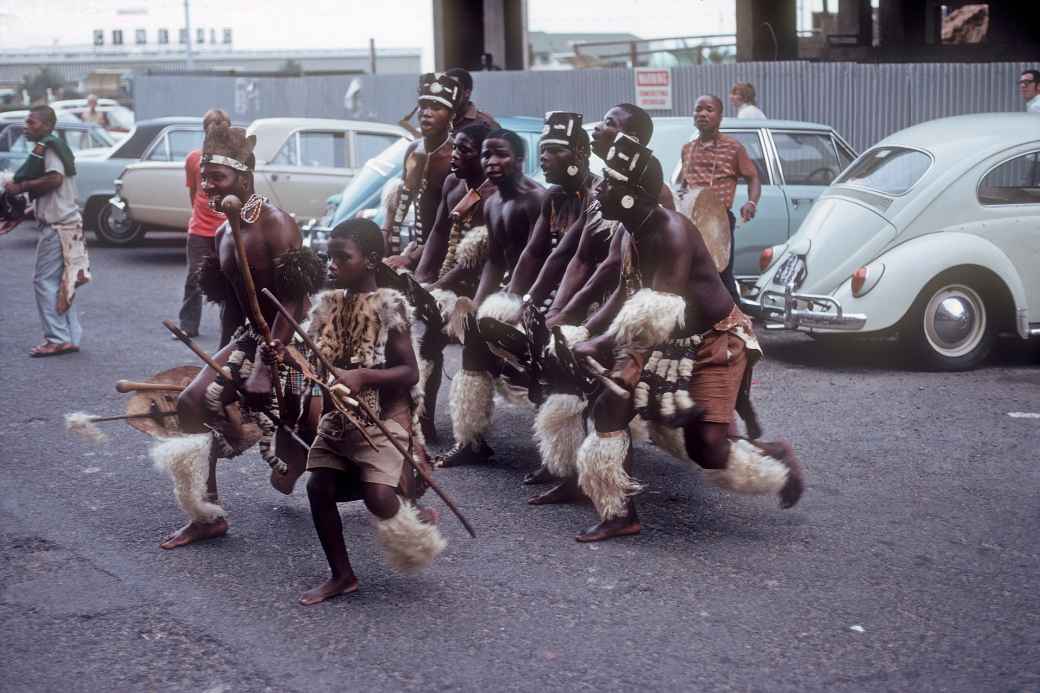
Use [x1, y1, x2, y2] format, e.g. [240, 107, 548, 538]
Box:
[135, 61, 1033, 151]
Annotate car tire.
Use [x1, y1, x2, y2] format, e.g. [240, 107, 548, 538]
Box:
[904, 275, 995, 371]
[95, 202, 145, 245]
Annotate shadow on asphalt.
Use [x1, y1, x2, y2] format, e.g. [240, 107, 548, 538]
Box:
[761, 331, 1037, 372]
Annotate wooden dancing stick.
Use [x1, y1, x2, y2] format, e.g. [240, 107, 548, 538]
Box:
[115, 380, 185, 394]
[583, 356, 632, 400]
[162, 320, 310, 452]
[261, 288, 478, 539]
[83, 411, 176, 424]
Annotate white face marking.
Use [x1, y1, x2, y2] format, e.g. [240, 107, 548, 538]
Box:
[621, 195, 635, 209]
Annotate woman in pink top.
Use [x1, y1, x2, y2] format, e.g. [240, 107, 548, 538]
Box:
[177, 109, 230, 339]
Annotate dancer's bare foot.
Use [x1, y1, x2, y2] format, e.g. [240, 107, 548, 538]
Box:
[522, 465, 555, 485]
[299, 574, 359, 606]
[756, 440, 805, 509]
[416, 507, 440, 525]
[159, 517, 228, 549]
[269, 455, 306, 496]
[576, 505, 640, 542]
[528, 478, 583, 505]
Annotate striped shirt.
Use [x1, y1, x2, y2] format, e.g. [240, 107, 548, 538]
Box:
[680, 134, 745, 210]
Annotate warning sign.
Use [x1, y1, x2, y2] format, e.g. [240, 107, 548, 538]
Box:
[634, 68, 672, 111]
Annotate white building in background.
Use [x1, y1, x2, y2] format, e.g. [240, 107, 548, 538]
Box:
[0, 3, 421, 95]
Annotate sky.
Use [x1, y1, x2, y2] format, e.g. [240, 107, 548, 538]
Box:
[0, 0, 826, 70]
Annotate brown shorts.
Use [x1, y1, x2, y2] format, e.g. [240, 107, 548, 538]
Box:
[689, 330, 747, 424]
[307, 414, 410, 487]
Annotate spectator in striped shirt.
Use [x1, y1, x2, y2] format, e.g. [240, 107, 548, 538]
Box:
[679, 95, 761, 300]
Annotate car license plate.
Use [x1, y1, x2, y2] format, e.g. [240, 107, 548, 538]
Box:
[772, 255, 804, 287]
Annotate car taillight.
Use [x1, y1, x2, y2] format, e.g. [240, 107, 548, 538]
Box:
[759, 247, 774, 272]
[851, 266, 869, 296]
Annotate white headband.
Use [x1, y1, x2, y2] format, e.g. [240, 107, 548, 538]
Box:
[202, 153, 250, 172]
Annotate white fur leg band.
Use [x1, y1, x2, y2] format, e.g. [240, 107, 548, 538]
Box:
[449, 369, 494, 446]
[150, 434, 226, 523]
[576, 429, 642, 520]
[604, 288, 686, 351]
[376, 499, 446, 573]
[533, 394, 586, 477]
[703, 438, 789, 496]
[477, 291, 524, 326]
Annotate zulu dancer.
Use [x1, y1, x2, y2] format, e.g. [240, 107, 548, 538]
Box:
[439, 128, 545, 467]
[410, 122, 495, 439]
[383, 73, 463, 271]
[544, 104, 673, 331]
[543, 134, 804, 541]
[444, 67, 500, 131]
[288, 219, 444, 605]
[162, 124, 323, 549]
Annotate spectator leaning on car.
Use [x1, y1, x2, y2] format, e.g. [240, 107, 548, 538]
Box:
[1020, 70, 1040, 113]
[730, 82, 766, 119]
[177, 108, 230, 340]
[80, 94, 110, 129]
[680, 94, 761, 301]
[444, 67, 500, 130]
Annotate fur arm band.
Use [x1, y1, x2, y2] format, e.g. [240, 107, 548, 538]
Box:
[272, 247, 326, 302]
[603, 288, 686, 351]
[477, 291, 524, 325]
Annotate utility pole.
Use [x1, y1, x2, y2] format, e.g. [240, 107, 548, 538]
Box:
[183, 0, 194, 69]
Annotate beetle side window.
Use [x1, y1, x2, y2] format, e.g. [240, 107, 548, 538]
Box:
[978, 152, 1040, 206]
[772, 132, 843, 186]
[272, 134, 299, 166]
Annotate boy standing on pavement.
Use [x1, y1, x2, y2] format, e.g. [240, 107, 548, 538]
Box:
[178, 109, 230, 340]
[4, 105, 90, 357]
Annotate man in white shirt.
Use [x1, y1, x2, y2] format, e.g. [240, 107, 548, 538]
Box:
[1020, 70, 1040, 113]
[730, 82, 766, 119]
[2, 105, 88, 357]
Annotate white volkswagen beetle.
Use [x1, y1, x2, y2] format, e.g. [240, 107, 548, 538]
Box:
[745, 113, 1040, 370]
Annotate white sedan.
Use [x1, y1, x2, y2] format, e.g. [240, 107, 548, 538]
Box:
[745, 113, 1040, 370]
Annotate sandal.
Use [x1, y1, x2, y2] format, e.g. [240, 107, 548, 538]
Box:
[30, 342, 78, 358]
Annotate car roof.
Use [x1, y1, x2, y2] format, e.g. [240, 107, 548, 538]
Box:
[111, 117, 204, 159]
[247, 118, 411, 162]
[497, 116, 544, 132]
[871, 113, 1040, 161]
[650, 115, 839, 132]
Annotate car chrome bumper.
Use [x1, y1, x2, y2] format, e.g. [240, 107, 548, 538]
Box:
[741, 283, 867, 331]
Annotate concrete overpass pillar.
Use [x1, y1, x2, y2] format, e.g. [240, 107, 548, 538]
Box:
[735, 0, 798, 61]
[433, 0, 528, 71]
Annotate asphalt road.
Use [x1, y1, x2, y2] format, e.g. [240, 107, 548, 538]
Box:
[2, 228, 1038, 693]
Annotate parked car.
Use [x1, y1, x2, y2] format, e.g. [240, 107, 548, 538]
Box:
[0, 120, 115, 173]
[74, 116, 208, 244]
[112, 117, 409, 244]
[744, 113, 1040, 370]
[313, 116, 855, 288]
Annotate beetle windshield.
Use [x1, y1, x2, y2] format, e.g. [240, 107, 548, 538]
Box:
[835, 146, 931, 196]
[330, 136, 411, 226]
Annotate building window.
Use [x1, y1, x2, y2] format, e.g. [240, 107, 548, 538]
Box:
[93, 29, 104, 46]
[197, 28, 205, 45]
[158, 28, 169, 45]
[223, 28, 232, 45]
[210, 28, 217, 44]
[179, 28, 188, 44]
[135, 29, 147, 45]
[112, 29, 123, 46]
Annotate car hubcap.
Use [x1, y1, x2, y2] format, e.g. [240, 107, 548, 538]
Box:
[923, 284, 985, 358]
[105, 206, 133, 237]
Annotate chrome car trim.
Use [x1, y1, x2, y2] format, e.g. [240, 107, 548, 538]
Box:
[744, 282, 867, 331]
